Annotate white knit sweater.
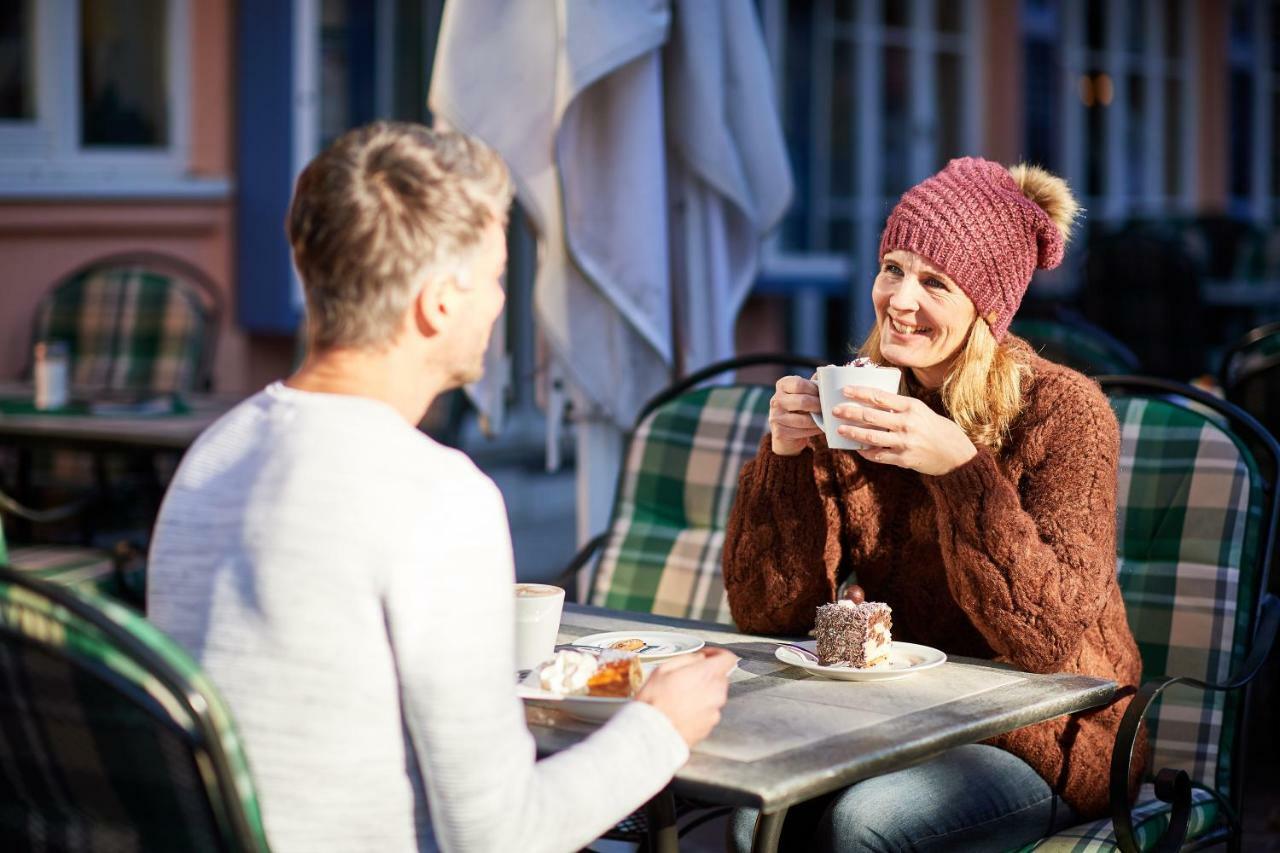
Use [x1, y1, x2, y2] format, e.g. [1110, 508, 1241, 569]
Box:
[148, 383, 688, 852]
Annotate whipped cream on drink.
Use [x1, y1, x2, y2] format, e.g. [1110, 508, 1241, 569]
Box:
[538, 649, 598, 696]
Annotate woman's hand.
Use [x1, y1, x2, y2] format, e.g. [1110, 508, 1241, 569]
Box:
[768, 375, 824, 456]
[833, 386, 978, 475]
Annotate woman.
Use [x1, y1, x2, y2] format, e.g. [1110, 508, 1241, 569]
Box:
[723, 157, 1145, 852]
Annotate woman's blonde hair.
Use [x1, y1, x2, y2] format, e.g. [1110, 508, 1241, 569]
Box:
[859, 318, 1031, 451]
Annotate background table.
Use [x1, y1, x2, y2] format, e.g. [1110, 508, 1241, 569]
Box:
[526, 604, 1118, 852]
[0, 383, 235, 454]
[0, 383, 238, 544]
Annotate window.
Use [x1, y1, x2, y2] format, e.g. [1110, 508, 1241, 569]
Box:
[1228, 0, 1280, 221]
[1031, 0, 1197, 222]
[0, 0, 207, 196]
[757, 0, 981, 338]
[81, 0, 169, 147]
[1023, 0, 1060, 169]
[0, 1, 35, 122]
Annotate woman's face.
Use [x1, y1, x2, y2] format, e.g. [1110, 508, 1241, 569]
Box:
[872, 249, 977, 389]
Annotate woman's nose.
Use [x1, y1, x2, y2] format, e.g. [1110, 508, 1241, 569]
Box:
[888, 276, 921, 311]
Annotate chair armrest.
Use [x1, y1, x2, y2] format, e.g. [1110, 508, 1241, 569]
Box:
[550, 532, 609, 602]
[0, 488, 89, 524]
[1109, 592, 1279, 853]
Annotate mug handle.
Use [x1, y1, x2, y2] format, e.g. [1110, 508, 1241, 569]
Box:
[809, 368, 827, 432]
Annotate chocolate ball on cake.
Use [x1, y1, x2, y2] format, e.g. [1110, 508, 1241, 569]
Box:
[838, 583, 866, 604]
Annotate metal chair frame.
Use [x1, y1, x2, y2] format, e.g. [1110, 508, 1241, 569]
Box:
[1218, 321, 1280, 405]
[1097, 376, 1279, 853]
[1012, 310, 1142, 376]
[0, 484, 141, 606]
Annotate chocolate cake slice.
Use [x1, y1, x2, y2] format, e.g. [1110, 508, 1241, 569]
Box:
[813, 600, 893, 668]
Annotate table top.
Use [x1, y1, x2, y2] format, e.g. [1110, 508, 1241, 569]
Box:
[525, 605, 1117, 813]
[0, 383, 236, 451]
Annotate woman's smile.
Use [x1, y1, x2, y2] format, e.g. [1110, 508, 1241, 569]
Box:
[887, 316, 933, 339]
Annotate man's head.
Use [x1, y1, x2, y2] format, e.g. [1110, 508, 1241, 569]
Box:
[287, 122, 513, 385]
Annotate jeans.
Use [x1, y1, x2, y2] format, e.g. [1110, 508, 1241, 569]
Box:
[729, 744, 1078, 853]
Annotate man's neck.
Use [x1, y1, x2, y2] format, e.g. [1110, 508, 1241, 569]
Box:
[285, 345, 446, 426]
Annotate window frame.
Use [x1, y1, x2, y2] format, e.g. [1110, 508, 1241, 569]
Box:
[0, 0, 210, 198]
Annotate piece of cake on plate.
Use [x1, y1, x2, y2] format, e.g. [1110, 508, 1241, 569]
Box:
[813, 599, 893, 668]
[536, 648, 643, 698]
[585, 650, 644, 697]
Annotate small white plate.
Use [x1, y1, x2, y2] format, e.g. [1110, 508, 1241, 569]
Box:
[570, 630, 705, 662]
[775, 640, 946, 681]
[516, 664, 657, 723]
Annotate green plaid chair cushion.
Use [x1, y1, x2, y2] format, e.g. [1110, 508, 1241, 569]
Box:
[588, 385, 772, 624]
[34, 264, 212, 394]
[1110, 395, 1263, 797]
[1014, 785, 1219, 852]
[1011, 320, 1137, 376]
[0, 571, 267, 851]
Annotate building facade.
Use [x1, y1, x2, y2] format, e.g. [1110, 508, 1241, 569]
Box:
[0, 0, 1275, 393]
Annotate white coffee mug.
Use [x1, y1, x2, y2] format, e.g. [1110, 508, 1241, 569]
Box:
[514, 583, 565, 672]
[810, 363, 903, 450]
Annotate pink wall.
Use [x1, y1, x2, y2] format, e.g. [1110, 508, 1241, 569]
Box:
[0, 202, 247, 389]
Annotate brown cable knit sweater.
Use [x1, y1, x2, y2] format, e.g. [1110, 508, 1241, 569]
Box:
[723, 343, 1146, 819]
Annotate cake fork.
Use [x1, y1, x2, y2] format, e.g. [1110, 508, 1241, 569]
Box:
[777, 642, 819, 663]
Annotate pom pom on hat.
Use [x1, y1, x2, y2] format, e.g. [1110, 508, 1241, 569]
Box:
[878, 157, 1081, 340]
[1008, 163, 1079, 270]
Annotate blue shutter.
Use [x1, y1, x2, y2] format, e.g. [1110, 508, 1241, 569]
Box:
[235, 1, 302, 334]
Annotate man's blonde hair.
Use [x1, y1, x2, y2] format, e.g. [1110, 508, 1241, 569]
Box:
[859, 318, 1031, 451]
[287, 122, 513, 351]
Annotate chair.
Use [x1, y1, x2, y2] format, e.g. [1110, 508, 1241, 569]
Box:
[556, 353, 820, 847]
[15, 252, 222, 569]
[561, 353, 823, 623]
[0, 565, 269, 851]
[0, 486, 132, 603]
[1022, 377, 1279, 852]
[30, 251, 222, 395]
[1010, 314, 1141, 376]
[1219, 321, 1280, 448]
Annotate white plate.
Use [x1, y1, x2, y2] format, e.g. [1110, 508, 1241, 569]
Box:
[774, 640, 946, 681]
[516, 664, 657, 723]
[569, 630, 705, 662]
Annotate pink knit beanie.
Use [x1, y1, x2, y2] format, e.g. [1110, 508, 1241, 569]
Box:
[878, 157, 1066, 340]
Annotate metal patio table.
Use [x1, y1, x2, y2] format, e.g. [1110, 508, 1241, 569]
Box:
[525, 604, 1117, 853]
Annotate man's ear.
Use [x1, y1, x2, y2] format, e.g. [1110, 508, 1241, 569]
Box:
[414, 274, 462, 337]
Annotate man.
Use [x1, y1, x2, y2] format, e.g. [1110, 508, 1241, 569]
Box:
[148, 122, 737, 852]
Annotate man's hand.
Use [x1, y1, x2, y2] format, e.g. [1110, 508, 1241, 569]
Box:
[636, 648, 738, 748]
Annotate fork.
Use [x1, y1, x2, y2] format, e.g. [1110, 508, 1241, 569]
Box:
[557, 642, 659, 655]
[777, 642, 819, 662]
